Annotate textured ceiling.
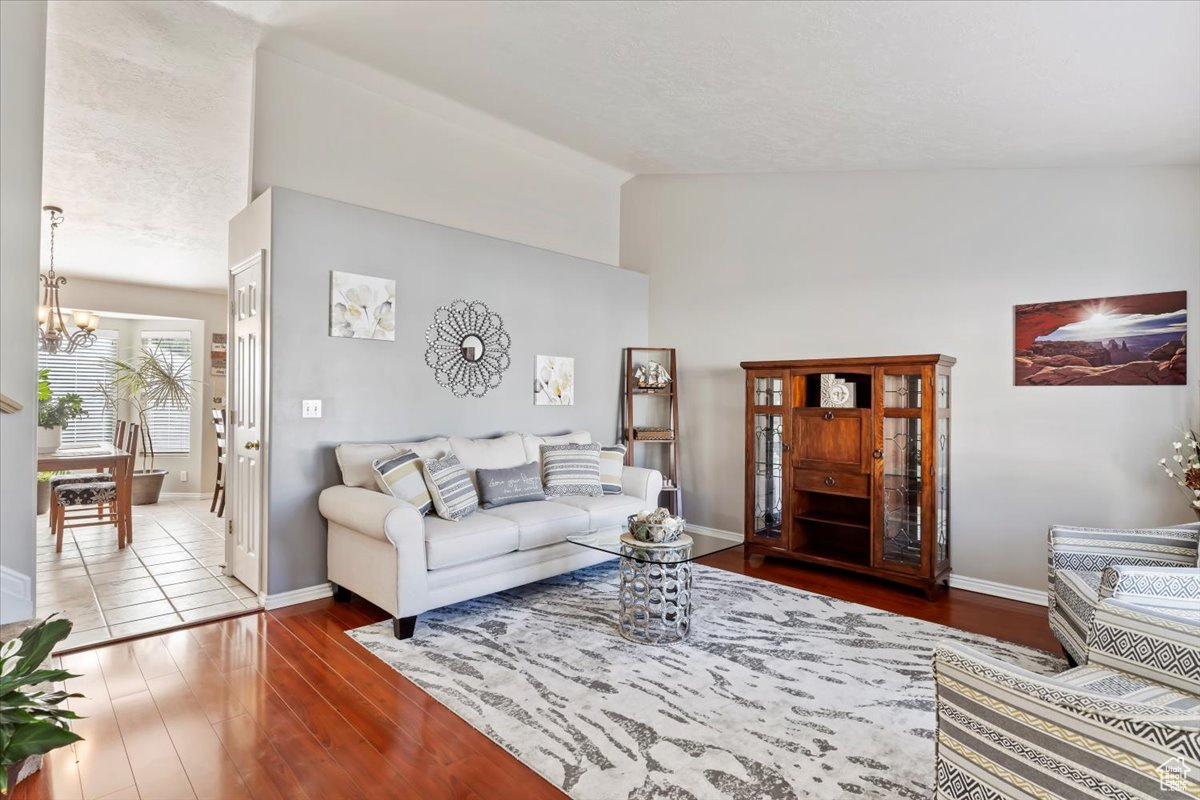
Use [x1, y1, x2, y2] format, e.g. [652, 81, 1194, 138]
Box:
[42, 1, 260, 292]
[216, 0, 1200, 174]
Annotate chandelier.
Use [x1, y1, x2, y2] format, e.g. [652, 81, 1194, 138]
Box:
[38, 205, 99, 354]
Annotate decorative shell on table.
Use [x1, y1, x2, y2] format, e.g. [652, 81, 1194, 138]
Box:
[627, 508, 686, 543]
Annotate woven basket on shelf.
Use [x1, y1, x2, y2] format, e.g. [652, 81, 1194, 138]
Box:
[634, 427, 675, 441]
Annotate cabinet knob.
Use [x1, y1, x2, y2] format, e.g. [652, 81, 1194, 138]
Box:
[822, 411, 835, 421]
[824, 476, 836, 487]
[872, 448, 884, 460]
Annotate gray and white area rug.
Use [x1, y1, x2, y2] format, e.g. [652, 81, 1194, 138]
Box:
[349, 563, 1063, 799]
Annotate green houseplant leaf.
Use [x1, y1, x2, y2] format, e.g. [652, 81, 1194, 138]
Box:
[0, 616, 85, 791]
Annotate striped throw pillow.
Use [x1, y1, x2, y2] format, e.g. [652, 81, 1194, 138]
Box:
[599, 445, 626, 495]
[421, 454, 479, 521]
[372, 450, 433, 514]
[541, 443, 603, 497]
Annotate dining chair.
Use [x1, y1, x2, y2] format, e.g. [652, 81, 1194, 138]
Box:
[210, 409, 226, 517]
[52, 423, 139, 553]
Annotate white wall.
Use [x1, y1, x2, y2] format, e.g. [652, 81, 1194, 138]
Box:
[0, 0, 47, 624]
[63, 278, 227, 495]
[621, 167, 1200, 593]
[250, 43, 629, 267]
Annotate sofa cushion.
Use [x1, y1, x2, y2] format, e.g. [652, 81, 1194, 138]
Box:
[483, 501, 590, 550]
[424, 512, 519, 570]
[449, 433, 526, 487]
[372, 451, 433, 515]
[599, 445, 626, 495]
[337, 438, 452, 490]
[549, 493, 647, 532]
[422, 454, 479, 521]
[542, 442, 603, 497]
[521, 431, 591, 465]
[477, 462, 545, 509]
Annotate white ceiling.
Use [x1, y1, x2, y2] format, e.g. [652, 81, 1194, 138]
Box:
[217, 0, 1200, 174]
[42, 0, 260, 292]
[41, 0, 1199, 291]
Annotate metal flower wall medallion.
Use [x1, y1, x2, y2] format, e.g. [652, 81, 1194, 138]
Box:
[424, 300, 512, 397]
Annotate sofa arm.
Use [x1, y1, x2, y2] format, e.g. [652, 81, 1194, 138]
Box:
[318, 485, 425, 553]
[621, 466, 664, 505]
[1086, 597, 1200, 694]
[1099, 565, 1200, 605]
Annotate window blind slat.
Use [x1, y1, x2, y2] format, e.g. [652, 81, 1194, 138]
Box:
[37, 333, 117, 446]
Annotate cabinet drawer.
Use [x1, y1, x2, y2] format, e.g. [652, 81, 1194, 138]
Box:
[794, 469, 869, 498]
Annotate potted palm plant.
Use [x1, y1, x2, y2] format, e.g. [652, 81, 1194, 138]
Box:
[0, 616, 84, 794]
[36, 370, 87, 454]
[102, 343, 194, 505]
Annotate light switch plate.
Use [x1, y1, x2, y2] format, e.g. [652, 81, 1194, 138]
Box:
[302, 399, 322, 418]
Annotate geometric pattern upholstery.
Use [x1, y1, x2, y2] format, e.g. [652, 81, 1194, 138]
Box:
[1047, 523, 1200, 663]
[934, 596, 1200, 799]
[1086, 596, 1200, 695]
[53, 480, 117, 507]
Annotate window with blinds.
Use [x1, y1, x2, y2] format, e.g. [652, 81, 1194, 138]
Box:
[37, 331, 118, 446]
[140, 331, 193, 456]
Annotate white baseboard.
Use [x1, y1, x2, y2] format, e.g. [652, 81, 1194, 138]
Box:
[682, 525, 1048, 607]
[685, 523, 744, 542]
[159, 492, 208, 500]
[263, 582, 333, 610]
[0, 566, 33, 624]
[948, 574, 1048, 607]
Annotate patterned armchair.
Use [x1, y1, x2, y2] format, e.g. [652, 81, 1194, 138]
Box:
[1047, 523, 1199, 664]
[934, 585, 1200, 799]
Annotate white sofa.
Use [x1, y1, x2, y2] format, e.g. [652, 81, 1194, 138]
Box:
[317, 431, 663, 638]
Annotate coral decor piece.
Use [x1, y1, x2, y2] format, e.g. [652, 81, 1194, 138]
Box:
[1159, 431, 1200, 517]
[1014, 291, 1186, 386]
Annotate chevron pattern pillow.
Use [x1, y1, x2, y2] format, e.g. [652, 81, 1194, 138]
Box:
[541, 443, 603, 497]
[372, 450, 433, 514]
[599, 445, 626, 495]
[421, 453, 479, 521]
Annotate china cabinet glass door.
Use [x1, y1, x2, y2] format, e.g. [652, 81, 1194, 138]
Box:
[749, 373, 787, 546]
[935, 370, 951, 569]
[877, 369, 926, 571]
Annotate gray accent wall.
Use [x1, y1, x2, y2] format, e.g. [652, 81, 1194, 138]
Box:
[0, 0, 47, 624]
[264, 188, 648, 594]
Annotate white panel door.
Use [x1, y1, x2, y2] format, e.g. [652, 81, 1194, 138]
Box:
[227, 253, 265, 594]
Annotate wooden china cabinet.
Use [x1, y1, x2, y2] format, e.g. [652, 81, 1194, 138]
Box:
[741, 354, 955, 597]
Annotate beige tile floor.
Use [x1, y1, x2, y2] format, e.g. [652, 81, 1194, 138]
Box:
[37, 498, 258, 651]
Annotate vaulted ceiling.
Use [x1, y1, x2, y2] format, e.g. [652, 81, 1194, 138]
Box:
[41, 1, 1200, 291]
[219, 0, 1200, 173]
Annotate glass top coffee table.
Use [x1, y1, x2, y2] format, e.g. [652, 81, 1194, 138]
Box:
[567, 530, 741, 644]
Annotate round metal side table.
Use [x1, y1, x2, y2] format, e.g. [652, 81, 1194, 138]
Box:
[617, 533, 694, 644]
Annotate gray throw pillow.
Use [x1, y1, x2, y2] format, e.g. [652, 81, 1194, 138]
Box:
[477, 462, 546, 508]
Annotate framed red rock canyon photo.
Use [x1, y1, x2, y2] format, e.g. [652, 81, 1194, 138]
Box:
[1014, 291, 1187, 386]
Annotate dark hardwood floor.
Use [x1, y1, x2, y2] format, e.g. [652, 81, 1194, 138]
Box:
[13, 548, 1060, 800]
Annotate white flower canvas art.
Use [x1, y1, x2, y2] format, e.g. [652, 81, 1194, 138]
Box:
[330, 271, 396, 340]
[535, 355, 574, 405]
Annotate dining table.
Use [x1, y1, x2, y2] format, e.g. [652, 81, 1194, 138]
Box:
[37, 443, 134, 547]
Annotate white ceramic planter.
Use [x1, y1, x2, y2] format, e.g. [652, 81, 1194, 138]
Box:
[36, 425, 62, 454]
